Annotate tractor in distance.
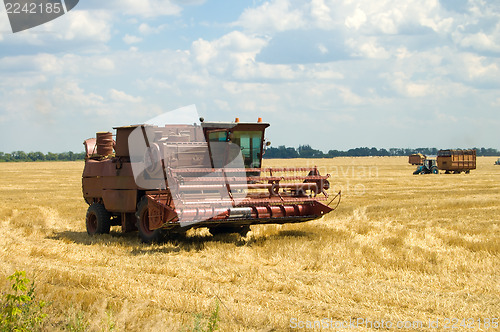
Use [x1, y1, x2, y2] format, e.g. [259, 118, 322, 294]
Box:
[412, 149, 476, 175]
[413, 158, 438, 174]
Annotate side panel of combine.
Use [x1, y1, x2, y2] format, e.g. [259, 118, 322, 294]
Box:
[437, 149, 476, 173]
[82, 159, 138, 212]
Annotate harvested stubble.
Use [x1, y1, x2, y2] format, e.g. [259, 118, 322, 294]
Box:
[0, 157, 498, 331]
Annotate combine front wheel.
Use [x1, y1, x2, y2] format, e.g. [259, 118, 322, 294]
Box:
[136, 196, 165, 243]
[86, 203, 111, 235]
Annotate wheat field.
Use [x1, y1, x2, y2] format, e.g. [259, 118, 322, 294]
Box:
[0, 157, 498, 331]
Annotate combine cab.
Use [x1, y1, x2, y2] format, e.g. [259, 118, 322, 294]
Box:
[82, 119, 339, 243]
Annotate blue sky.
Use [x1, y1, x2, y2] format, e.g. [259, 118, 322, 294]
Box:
[0, 0, 499, 152]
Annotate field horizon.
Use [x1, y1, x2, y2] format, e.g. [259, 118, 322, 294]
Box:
[0, 157, 498, 331]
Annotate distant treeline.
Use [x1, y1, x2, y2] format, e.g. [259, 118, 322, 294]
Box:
[0, 146, 498, 162]
[0, 151, 85, 162]
[264, 145, 500, 158]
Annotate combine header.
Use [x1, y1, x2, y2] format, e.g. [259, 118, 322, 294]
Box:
[82, 117, 339, 242]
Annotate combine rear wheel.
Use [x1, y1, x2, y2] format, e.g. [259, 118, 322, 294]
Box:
[136, 196, 165, 243]
[86, 203, 111, 235]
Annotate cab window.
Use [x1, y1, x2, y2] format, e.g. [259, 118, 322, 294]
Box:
[208, 131, 227, 142]
[231, 131, 262, 168]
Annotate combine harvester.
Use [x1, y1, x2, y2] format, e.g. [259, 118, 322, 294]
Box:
[413, 149, 476, 175]
[82, 117, 339, 243]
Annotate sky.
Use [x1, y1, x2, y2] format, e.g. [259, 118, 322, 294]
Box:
[0, 0, 499, 153]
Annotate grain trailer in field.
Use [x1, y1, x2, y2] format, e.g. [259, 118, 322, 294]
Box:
[412, 149, 476, 175]
[437, 149, 476, 174]
[82, 119, 339, 243]
[408, 153, 426, 165]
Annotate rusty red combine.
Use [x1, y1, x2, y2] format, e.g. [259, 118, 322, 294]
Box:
[82, 118, 339, 243]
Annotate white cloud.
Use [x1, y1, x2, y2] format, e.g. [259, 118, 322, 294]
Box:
[236, 0, 456, 35]
[345, 6, 367, 30]
[370, 8, 405, 34]
[56, 10, 112, 42]
[337, 86, 364, 105]
[493, 98, 500, 107]
[114, 0, 182, 18]
[123, 34, 142, 44]
[385, 72, 432, 98]
[237, 63, 296, 81]
[455, 31, 500, 53]
[435, 110, 457, 123]
[236, 0, 305, 32]
[1, 80, 105, 128]
[0, 54, 60, 74]
[0, 74, 47, 88]
[93, 57, 115, 71]
[317, 44, 328, 54]
[459, 54, 499, 81]
[109, 89, 143, 103]
[216, 31, 268, 52]
[54, 81, 105, 107]
[307, 67, 343, 80]
[191, 31, 268, 73]
[138, 23, 167, 35]
[0, 53, 118, 77]
[191, 38, 218, 66]
[396, 47, 412, 60]
[347, 38, 390, 59]
[405, 82, 431, 97]
[310, 0, 334, 29]
[137, 78, 173, 92]
[0, 10, 112, 47]
[214, 99, 230, 111]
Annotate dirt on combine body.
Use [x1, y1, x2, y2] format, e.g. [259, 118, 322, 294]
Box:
[82, 120, 338, 242]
